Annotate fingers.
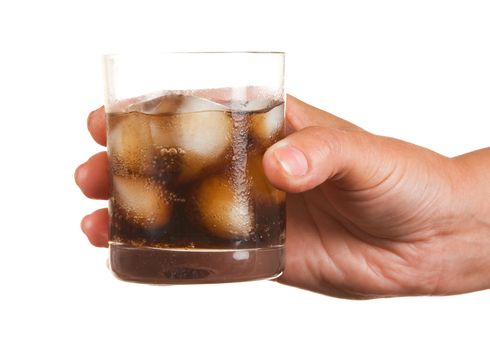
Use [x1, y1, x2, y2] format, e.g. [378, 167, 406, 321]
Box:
[286, 95, 362, 132]
[75, 151, 110, 199]
[81, 208, 109, 247]
[87, 106, 107, 146]
[81, 108, 109, 247]
[263, 126, 383, 193]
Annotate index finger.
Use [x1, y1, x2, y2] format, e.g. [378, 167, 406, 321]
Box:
[87, 106, 107, 146]
[286, 95, 363, 132]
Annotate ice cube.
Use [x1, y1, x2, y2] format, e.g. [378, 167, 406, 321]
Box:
[128, 93, 228, 115]
[249, 103, 284, 147]
[190, 87, 232, 106]
[248, 153, 285, 205]
[108, 112, 154, 175]
[198, 86, 276, 111]
[129, 94, 187, 114]
[194, 175, 254, 239]
[112, 175, 172, 228]
[228, 98, 271, 112]
[150, 110, 232, 182]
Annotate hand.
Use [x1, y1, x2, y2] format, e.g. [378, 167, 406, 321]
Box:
[75, 96, 490, 298]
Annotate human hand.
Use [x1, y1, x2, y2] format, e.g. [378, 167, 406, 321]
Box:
[75, 96, 490, 298]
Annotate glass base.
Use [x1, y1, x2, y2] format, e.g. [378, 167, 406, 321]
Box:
[109, 243, 284, 284]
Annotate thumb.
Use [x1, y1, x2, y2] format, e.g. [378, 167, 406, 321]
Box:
[263, 125, 389, 193]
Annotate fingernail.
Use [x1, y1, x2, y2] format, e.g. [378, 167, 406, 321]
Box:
[87, 110, 97, 130]
[80, 214, 92, 235]
[88, 107, 102, 129]
[75, 163, 87, 186]
[272, 144, 308, 177]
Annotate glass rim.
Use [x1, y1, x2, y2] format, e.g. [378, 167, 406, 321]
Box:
[103, 51, 285, 59]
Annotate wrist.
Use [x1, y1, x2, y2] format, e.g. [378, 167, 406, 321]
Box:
[432, 153, 490, 295]
[433, 220, 490, 295]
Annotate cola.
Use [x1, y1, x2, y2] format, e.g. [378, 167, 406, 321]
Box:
[108, 93, 286, 283]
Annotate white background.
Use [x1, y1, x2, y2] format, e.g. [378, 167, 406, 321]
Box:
[1, 0, 489, 349]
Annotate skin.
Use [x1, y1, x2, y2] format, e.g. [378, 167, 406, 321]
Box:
[75, 95, 490, 299]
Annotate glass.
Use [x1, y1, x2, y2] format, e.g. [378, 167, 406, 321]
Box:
[103, 52, 286, 284]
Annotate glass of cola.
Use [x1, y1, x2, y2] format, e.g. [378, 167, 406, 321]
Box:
[103, 52, 286, 283]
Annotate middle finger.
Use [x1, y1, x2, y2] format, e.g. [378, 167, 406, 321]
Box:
[75, 151, 110, 200]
